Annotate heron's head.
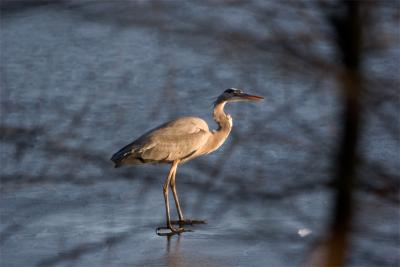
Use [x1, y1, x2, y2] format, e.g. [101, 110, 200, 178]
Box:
[215, 88, 263, 105]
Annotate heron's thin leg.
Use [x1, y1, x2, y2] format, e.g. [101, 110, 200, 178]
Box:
[162, 162, 177, 228]
[169, 164, 207, 227]
[170, 165, 184, 222]
[157, 160, 189, 236]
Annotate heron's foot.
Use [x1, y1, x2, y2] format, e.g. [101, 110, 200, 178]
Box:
[156, 226, 192, 237]
[171, 219, 207, 226]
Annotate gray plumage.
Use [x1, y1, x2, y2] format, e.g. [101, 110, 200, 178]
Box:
[111, 117, 210, 166]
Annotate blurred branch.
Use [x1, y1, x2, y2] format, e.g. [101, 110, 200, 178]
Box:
[305, 2, 365, 266]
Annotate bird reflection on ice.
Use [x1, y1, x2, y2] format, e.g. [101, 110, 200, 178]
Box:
[166, 234, 181, 256]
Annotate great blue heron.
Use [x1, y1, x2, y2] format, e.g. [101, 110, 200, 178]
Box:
[111, 88, 263, 236]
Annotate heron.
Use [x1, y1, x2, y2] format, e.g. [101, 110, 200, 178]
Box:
[111, 88, 263, 236]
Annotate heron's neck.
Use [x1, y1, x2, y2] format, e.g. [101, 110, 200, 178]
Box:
[213, 101, 232, 135]
[197, 101, 232, 155]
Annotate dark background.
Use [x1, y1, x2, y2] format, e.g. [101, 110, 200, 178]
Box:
[1, 1, 399, 266]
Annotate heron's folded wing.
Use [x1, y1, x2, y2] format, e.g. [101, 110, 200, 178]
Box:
[139, 118, 210, 162]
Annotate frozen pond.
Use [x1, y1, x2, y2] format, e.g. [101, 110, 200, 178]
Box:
[1, 180, 330, 267]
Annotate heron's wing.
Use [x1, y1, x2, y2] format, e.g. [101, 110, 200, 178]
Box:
[139, 117, 210, 162]
[111, 117, 210, 165]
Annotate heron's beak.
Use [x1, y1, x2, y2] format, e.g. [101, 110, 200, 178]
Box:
[239, 93, 264, 101]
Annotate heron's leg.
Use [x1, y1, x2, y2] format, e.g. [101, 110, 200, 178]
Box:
[157, 161, 190, 236]
[169, 164, 207, 227]
[170, 166, 184, 221]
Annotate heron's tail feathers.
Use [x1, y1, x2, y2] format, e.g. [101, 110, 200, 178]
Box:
[111, 152, 128, 168]
[110, 143, 135, 167]
[111, 143, 145, 167]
